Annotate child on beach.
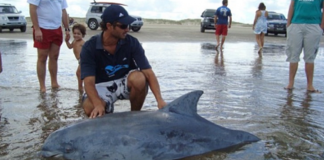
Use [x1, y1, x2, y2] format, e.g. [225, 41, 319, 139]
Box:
[65, 23, 86, 92]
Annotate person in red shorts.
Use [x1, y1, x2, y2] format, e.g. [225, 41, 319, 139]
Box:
[214, 0, 232, 51]
[28, 0, 70, 92]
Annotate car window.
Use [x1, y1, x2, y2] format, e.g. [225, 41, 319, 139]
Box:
[0, 6, 19, 14]
[202, 10, 216, 17]
[268, 13, 286, 20]
[90, 6, 104, 13]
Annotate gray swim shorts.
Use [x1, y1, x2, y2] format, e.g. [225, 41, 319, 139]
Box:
[82, 70, 135, 113]
[286, 24, 322, 63]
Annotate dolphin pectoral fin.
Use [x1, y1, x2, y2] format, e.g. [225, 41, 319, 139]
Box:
[160, 90, 203, 116]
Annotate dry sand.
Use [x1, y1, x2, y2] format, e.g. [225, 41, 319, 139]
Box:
[1, 18, 323, 45]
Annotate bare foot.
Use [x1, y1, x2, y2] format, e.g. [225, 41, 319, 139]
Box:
[307, 86, 321, 93]
[215, 44, 220, 51]
[40, 87, 46, 93]
[51, 84, 60, 89]
[258, 47, 262, 54]
[78, 87, 84, 93]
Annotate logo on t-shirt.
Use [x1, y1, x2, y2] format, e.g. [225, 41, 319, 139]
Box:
[105, 64, 129, 77]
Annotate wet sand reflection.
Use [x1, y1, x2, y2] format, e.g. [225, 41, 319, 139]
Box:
[0, 39, 323, 159]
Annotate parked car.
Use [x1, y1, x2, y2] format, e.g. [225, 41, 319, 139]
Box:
[266, 11, 287, 37]
[200, 9, 216, 32]
[85, 1, 143, 32]
[0, 3, 27, 32]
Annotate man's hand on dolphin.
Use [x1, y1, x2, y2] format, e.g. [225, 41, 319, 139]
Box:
[158, 100, 167, 109]
[90, 105, 105, 118]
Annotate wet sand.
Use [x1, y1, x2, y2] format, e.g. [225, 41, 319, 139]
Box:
[0, 23, 324, 160]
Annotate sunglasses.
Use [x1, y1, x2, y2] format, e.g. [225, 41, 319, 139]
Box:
[115, 24, 129, 29]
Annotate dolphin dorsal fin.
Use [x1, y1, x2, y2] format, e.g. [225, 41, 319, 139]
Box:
[160, 90, 204, 116]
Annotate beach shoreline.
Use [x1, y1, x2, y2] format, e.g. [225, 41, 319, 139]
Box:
[0, 17, 295, 44]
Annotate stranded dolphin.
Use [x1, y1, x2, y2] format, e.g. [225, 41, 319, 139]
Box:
[40, 90, 260, 160]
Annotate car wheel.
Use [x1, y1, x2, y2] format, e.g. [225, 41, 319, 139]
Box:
[265, 33, 268, 36]
[0, 27, 2, 32]
[88, 19, 99, 30]
[285, 33, 287, 37]
[200, 25, 205, 33]
[20, 26, 26, 32]
[10, 28, 14, 32]
[131, 26, 141, 32]
[274, 33, 278, 36]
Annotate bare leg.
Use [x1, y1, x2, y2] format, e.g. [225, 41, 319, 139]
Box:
[48, 43, 60, 88]
[260, 33, 265, 48]
[216, 35, 220, 50]
[305, 63, 316, 91]
[286, 62, 298, 89]
[255, 34, 261, 48]
[76, 65, 83, 92]
[37, 48, 49, 92]
[127, 71, 148, 111]
[220, 35, 226, 49]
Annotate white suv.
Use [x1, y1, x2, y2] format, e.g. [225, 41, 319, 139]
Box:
[0, 3, 27, 32]
[85, 2, 143, 32]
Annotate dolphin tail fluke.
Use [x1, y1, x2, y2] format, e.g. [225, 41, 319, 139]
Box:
[161, 90, 204, 116]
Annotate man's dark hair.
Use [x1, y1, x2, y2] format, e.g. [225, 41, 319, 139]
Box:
[258, 2, 266, 10]
[222, 0, 228, 5]
[100, 21, 107, 31]
[100, 21, 119, 31]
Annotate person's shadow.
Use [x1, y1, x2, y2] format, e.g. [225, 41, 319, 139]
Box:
[251, 56, 263, 79]
[214, 50, 226, 76]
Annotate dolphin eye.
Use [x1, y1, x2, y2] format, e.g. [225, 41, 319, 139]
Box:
[63, 143, 74, 153]
[65, 145, 73, 153]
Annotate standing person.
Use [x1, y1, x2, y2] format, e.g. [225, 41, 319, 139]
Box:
[214, 0, 232, 51]
[80, 5, 167, 119]
[65, 24, 86, 92]
[28, 0, 70, 92]
[252, 2, 268, 55]
[285, 0, 324, 92]
[0, 50, 2, 74]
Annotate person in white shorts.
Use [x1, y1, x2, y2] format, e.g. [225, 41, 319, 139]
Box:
[285, 0, 324, 93]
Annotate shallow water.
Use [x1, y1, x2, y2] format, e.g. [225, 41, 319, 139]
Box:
[0, 39, 323, 160]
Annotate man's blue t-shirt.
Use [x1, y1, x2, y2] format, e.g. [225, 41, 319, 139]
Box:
[80, 33, 151, 84]
[215, 6, 232, 25]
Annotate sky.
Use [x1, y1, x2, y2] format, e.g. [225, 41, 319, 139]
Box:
[8, 0, 291, 24]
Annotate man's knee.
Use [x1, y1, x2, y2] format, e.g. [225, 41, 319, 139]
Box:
[128, 71, 146, 86]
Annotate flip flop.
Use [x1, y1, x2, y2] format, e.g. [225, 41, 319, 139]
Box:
[307, 89, 321, 93]
[284, 87, 293, 90]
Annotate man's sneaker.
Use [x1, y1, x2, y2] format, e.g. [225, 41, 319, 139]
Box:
[105, 101, 114, 113]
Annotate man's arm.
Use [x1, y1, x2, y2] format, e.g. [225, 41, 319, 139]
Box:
[141, 68, 166, 109]
[228, 16, 232, 28]
[214, 15, 218, 28]
[62, 9, 70, 40]
[29, 4, 42, 42]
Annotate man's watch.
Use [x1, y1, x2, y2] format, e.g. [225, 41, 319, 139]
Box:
[65, 28, 70, 32]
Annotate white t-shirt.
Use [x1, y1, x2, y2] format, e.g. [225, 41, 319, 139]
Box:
[27, 0, 68, 29]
